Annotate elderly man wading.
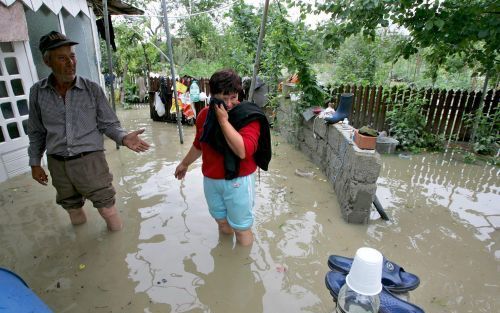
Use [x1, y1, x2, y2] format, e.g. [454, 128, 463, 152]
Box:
[27, 31, 150, 231]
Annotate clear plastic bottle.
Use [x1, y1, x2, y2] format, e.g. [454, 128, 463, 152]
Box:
[336, 283, 380, 313]
[342, 118, 349, 129]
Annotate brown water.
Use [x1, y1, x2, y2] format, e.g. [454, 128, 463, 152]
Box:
[0, 107, 498, 313]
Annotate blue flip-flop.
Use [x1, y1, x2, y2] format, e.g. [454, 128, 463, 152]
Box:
[325, 271, 425, 313]
[328, 255, 420, 293]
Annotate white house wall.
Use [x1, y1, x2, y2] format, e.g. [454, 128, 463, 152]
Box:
[0, 0, 91, 17]
[0, 0, 103, 182]
[0, 2, 29, 42]
[0, 41, 36, 182]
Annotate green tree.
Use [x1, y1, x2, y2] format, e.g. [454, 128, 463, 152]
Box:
[303, 0, 499, 82]
[332, 34, 378, 84]
[109, 20, 161, 104]
[225, 1, 325, 107]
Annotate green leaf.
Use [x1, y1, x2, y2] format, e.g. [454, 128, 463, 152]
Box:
[434, 19, 444, 29]
[425, 20, 434, 30]
[478, 30, 489, 38]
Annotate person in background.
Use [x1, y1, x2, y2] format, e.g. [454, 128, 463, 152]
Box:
[174, 69, 271, 246]
[28, 31, 150, 231]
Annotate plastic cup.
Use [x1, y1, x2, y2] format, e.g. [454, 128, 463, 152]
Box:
[345, 247, 383, 296]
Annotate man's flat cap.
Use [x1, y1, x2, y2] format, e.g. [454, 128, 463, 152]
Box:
[39, 31, 78, 54]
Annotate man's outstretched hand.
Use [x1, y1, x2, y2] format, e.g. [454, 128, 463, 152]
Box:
[122, 129, 150, 152]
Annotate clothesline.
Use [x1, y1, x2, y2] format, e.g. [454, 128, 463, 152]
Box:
[126, 0, 239, 20]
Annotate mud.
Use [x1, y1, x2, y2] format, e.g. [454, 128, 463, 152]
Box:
[0, 107, 498, 312]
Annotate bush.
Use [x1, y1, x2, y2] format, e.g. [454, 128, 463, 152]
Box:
[124, 82, 139, 103]
[464, 110, 499, 155]
[386, 96, 427, 152]
[386, 95, 449, 153]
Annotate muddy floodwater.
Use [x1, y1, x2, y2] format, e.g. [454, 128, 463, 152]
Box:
[0, 107, 499, 313]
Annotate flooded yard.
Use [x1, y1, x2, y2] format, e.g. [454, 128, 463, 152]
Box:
[0, 107, 498, 312]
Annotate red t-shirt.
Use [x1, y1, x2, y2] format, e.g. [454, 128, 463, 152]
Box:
[193, 107, 260, 179]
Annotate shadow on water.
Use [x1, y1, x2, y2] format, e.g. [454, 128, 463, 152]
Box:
[0, 108, 498, 313]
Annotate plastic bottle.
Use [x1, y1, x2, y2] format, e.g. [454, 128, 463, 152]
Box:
[190, 80, 200, 102]
[342, 118, 349, 129]
[336, 247, 382, 313]
[336, 283, 380, 313]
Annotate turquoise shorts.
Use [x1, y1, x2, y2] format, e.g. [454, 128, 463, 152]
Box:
[203, 174, 255, 230]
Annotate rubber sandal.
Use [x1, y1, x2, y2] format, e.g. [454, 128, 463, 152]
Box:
[325, 271, 425, 313]
[328, 255, 420, 292]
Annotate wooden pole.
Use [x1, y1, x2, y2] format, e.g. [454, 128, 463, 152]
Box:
[249, 0, 270, 102]
[102, 0, 119, 149]
[161, 0, 184, 144]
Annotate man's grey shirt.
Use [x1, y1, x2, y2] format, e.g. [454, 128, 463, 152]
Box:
[28, 75, 127, 166]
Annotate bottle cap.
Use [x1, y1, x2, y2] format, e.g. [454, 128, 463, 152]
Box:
[345, 247, 383, 296]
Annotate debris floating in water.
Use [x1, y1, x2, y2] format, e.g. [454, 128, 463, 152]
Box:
[294, 169, 314, 178]
[398, 153, 412, 160]
[276, 265, 288, 273]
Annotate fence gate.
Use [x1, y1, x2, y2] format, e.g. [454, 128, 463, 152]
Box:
[0, 41, 36, 182]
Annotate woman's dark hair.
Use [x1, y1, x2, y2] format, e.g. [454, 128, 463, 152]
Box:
[209, 69, 242, 95]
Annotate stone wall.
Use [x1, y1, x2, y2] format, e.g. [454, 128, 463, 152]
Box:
[276, 98, 381, 224]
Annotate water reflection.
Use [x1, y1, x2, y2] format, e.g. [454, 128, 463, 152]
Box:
[192, 238, 264, 313]
[120, 126, 334, 311]
[375, 151, 500, 258]
[3, 108, 498, 312]
[126, 162, 211, 312]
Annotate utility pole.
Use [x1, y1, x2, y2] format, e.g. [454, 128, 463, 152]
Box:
[249, 0, 270, 102]
[102, 0, 119, 149]
[161, 0, 184, 144]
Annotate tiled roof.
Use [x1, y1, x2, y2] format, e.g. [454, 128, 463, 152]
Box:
[0, 0, 143, 17]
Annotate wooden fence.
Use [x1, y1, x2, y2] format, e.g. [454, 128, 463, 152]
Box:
[148, 76, 498, 142]
[328, 85, 499, 141]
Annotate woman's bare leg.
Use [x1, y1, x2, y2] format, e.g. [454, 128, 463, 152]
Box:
[235, 229, 253, 246]
[216, 219, 234, 235]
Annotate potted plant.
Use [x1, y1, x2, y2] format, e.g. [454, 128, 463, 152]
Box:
[354, 126, 378, 150]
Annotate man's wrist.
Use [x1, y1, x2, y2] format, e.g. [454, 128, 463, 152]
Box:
[29, 158, 42, 167]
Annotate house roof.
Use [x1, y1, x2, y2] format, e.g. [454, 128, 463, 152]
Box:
[0, 0, 143, 17]
[89, 0, 144, 16]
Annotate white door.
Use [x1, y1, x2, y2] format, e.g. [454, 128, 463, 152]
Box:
[0, 41, 36, 182]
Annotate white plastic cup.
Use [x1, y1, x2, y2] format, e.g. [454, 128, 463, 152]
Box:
[345, 247, 383, 296]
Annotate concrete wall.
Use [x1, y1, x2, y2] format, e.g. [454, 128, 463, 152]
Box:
[276, 97, 381, 224]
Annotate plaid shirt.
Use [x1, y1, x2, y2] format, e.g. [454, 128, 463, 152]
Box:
[27, 75, 127, 166]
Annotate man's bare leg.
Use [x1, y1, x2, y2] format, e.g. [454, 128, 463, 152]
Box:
[68, 208, 87, 225]
[235, 229, 253, 246]
[98, 205, 123, 231]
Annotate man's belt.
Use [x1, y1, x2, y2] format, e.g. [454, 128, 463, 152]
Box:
[49, 151, 96, 161]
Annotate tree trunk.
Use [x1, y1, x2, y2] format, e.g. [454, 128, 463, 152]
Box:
[471, 72, 490, 142]
[141, 42, 151, 79]
[413, 54, 422, 82]
[388, 63, 394, 85]
[471, 72, 477, 90]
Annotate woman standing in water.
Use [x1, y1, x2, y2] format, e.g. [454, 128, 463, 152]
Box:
[174, 69, 271, 246]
